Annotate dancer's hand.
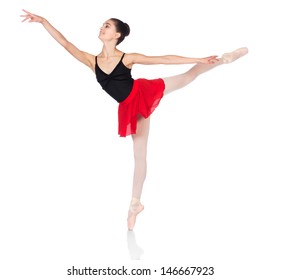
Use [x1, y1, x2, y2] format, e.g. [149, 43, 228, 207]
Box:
[20, 9, 45, 23]
[198, 56, 219, 64]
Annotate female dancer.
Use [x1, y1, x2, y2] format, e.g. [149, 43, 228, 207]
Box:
[21, 9, 248, 231]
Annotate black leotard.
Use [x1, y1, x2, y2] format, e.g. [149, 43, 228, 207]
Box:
[95, 53, 134, 103]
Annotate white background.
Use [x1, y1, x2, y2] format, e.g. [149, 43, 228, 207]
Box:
[1, 0, 280, 279]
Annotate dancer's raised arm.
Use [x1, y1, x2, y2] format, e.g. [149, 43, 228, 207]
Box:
[21, 9, 95, 68]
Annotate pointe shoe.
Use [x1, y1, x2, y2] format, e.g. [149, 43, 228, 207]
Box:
[222, 47, 248, 64]
[127, 202, 144, 231]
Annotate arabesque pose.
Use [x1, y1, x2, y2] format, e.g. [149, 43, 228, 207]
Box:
[21, 9, 248, 231]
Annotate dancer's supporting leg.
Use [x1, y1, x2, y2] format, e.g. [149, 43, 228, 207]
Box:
[127, 115, 150, 230]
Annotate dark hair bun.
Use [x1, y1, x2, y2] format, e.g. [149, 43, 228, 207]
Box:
[123, 22, 130, 37]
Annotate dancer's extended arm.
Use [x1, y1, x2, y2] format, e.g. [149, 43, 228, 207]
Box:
[125, 53, 218, 67]
[21, 9, 95, 68]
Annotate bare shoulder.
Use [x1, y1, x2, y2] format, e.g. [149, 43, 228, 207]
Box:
[82, 51, 96, 69]
[123, 52, 145, 67]
[123, 53, 136, 67]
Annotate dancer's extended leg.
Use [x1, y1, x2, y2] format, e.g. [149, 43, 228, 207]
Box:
[163, 47, 248, 94]
[127, 116, 150, 230]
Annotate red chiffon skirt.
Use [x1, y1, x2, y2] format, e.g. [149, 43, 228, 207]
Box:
[118, 78, 165, 137]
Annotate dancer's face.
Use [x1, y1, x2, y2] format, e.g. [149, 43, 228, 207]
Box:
[98, 19, 120, 43]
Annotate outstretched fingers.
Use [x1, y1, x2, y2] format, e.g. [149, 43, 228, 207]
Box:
[199, 55, 219, 64]
[20, 9, 43, 23]
[207, 55, 219, 64]
[20, 9, 31, 22]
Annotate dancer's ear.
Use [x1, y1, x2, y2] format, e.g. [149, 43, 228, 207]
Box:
[115, 32, 121, 39]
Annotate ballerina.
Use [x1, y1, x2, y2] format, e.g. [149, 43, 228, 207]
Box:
[21, 9, 248, 230]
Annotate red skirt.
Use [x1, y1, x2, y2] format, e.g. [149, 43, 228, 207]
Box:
[118, 78, 165, 137]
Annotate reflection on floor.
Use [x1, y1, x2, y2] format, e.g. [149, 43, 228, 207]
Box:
[127, 230, 144, 260]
